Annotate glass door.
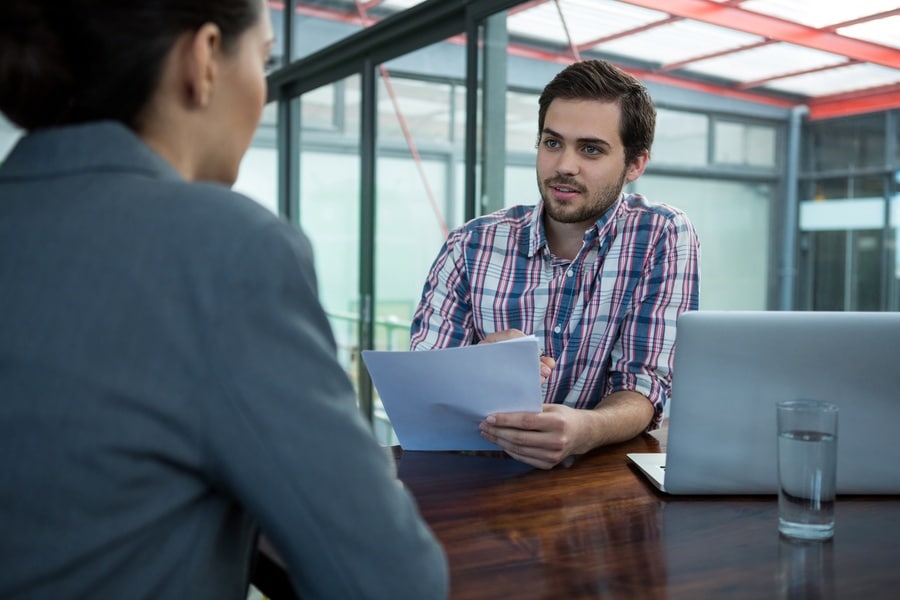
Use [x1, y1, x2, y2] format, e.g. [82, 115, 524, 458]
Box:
[803, 229, 884, 311]
[296, 77, 362, 391]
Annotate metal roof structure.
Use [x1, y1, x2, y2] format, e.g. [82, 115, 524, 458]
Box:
[301, 0, 900, 120]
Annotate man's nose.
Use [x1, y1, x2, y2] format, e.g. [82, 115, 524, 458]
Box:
[555, 148, 579, 176]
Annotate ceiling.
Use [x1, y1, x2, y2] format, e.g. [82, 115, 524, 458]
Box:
[300, 0, 900, 120]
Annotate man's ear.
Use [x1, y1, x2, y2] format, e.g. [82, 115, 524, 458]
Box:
[624, 151, 650, 183]
[183, 23, 222, 108]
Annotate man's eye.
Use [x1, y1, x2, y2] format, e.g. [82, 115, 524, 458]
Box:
[583, 145, 601, 155]
[544, 139, 560, 149]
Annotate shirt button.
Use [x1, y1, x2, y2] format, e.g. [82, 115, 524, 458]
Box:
[554, 325, 561, 334]
[567, 269, 574, 277]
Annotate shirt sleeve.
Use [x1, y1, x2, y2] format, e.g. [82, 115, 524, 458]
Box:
[409, 229, 475, 350]
[606, 210, 701, 429]
[204, 220, 448, 600]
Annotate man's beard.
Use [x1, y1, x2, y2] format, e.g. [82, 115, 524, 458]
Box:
[539, 167, 627, 225]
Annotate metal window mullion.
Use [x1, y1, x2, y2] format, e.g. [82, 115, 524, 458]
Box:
[357, 60, 377, 423]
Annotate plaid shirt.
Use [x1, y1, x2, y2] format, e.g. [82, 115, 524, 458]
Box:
[409, 193, 700, 429]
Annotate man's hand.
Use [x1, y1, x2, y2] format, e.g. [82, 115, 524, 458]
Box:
[479, 391, 656, 469]
[478, 404, 590, 469]
[480, 328, 555, 384]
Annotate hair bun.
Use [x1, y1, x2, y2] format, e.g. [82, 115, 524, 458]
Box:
[0, 2, 74, 129]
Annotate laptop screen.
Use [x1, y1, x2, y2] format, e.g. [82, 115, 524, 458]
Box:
[657, 311, 900, 495]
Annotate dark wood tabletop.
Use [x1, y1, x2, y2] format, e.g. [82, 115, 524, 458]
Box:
[254, 430, 900, 599]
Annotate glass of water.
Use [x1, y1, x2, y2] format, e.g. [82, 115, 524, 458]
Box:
[776, 399, 839, 540]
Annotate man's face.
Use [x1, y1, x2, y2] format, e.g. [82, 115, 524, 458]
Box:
[536, 98, 645, 229]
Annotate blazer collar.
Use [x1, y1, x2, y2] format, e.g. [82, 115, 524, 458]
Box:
[1, 120, 181, 183]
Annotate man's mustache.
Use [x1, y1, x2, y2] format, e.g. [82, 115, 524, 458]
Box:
[544, 177, 584, 193]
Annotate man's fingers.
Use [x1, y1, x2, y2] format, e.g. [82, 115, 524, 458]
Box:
[484, 411, 543, 431]
[480, 328, 525, 344]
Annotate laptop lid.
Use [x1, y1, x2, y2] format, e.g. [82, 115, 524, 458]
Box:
[640, 310, 900, 495]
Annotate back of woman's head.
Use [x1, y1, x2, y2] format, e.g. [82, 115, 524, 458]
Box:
[0, 0, 261, 131]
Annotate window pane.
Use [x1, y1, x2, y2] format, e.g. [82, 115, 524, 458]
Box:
[808, 113, 886, 170]
[505, 164, 538, 208]
[653, 109, 708, 166]
[802, 228, 887, 312]
[234, 102, 278, 215]
[296, 78, 362, 397]
[896, 114, 900, 163]
[892, 193, 900, 310]
[714, 120, 776, 168]
[853, 230, 883, 310]
[810, 231, 847, 310]
[301, 84, 337, 132]
[375, 155, 448, 341]
[635, 175, 772, 310]
[378, 78, 453, 144]
[506, 90, 540, 152]
[807, 174, 885, 203]
[374, 44, 465, 444]
[292, 3, 363, 61]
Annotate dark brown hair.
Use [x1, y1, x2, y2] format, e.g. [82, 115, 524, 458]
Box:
[0, 0, 262, 131]
[538, 59, 656, 165]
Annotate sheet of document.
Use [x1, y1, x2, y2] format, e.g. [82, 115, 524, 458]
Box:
[361, 336, 544, 450]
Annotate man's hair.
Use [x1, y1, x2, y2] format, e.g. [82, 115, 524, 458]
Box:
[0, 0, 261, 131]
[538, 59, 656, 166]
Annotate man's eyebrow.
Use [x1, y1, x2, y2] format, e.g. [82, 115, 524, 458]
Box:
[541, 127, 612, 149]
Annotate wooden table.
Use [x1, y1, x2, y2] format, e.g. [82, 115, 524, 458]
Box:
[254, 431, 900, 599]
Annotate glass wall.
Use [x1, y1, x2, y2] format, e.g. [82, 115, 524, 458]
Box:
[278, 34, 471, 442]
[234, 102, 279, 215]
[373, 55, 467, 441]
[294, 76, 362, 395]
[372, 35, 472, 441]
[713, 120, 777, 168]
[654, 109, 708, 167]
[634, 176, 772, 310]
[806, 113, 887, 171]
[799, 111, 899, 310]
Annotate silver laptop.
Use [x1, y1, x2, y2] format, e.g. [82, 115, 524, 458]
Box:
[628, 310, 900, 495]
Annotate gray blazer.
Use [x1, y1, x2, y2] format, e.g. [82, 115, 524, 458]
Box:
[0, 122, 447, 599]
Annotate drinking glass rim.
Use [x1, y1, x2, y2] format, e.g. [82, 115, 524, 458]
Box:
[776, 399, 839, 413]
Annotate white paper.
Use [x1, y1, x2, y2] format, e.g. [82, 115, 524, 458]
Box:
[361, 336, 544, 450]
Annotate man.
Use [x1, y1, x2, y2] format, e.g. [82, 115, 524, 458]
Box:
[409, 59, 700, 469]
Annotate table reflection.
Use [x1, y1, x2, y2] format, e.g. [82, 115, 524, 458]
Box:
[778, 537, 834, 600]
[249, 437, 900, 600]
[660, 498, 900, 598]
[395, 445, 667, 599]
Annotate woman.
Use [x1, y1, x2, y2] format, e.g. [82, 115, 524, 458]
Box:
[0, 1, 448, 598]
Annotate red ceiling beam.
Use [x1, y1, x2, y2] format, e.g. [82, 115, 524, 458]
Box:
[618, 0, 900, 69]
[807, 83, 900, 120]
[268, 1, 366, 26]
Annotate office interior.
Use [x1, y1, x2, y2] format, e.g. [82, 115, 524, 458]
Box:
[3, 0, 897, 444]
